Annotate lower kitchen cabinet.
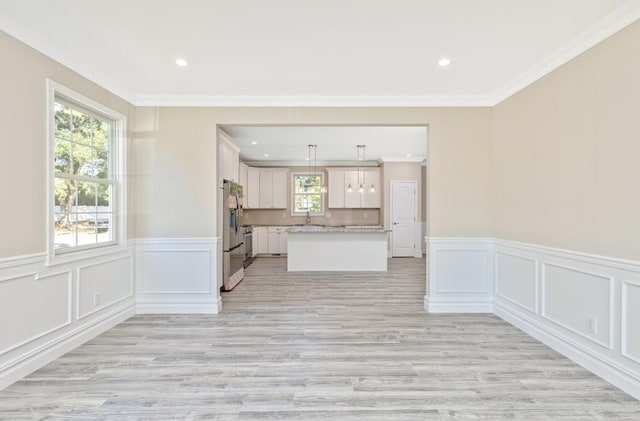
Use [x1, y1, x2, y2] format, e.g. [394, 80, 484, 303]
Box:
[268, 227, 288, 255]
[255, 227, 269, 254]
[253, 226, 287, 255]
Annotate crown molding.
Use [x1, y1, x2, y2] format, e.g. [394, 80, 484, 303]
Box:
[243, 160, 381, 168]
[379, 156, 426, 163]
[492, 1, 640, 105]
[2, 1, 639, 108]
[134, 94, 494, 107]
[0, 16, 138, 105]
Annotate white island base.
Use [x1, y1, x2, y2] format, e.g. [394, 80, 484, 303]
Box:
[287, 229, 387, 271]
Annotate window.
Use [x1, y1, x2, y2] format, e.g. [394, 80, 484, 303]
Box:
[292, 173, 324, 215]
[48, 81, 125, 258]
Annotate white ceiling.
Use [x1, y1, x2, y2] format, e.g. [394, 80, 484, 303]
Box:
[1, 1, 638, 106]
[223, 125, 427, 165]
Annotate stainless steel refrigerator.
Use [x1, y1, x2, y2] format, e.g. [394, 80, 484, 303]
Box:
[222, 180, 244, 291]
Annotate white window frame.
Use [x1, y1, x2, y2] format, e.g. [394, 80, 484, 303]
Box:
[46, 80, 126, 265]
[291, 172, 325, 216]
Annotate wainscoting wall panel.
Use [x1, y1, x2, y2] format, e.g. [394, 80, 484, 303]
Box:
[622, 280, 640, 365]
[492, 239, 640, 400]
[0, 250, 134, 391]
[0, 271, 71, 355]
[495, 252, 537, 313]
[77, 256, 133, 320]
[424, 237, 493, 313]
[542, 263, 612, 349]
[133, 238, 221, 314]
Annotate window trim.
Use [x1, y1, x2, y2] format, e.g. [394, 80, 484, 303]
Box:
[46, 80, 127, 266]
[291, 172, 325, 216]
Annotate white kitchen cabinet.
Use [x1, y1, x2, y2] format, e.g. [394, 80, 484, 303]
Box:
[251, 226, 258, 257]
[344, 170, 361, 208]
[328, 169, 345, 208]
[362, 170, 381, 208]
[267, 226, 288, 254]
[259, 171, 274, 208]
[271, 171, 287, 208]
[257, 169, 288, 209]
[219, 131, 240, 182]
[255, 227, 269, 254]
[327, 168, 380, 209]
[239, 163, 248, 205]
[246, 168, 260, 209]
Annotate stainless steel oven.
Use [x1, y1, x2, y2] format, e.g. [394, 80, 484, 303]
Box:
[243, 226, 253, 268]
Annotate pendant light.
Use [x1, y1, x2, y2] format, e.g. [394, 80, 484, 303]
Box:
[357, 145, 365, 193]
[313, 144, 326, 194]
[351, 145, 376, 194]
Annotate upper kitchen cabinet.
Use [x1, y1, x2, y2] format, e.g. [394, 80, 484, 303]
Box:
[219, 130, 240, 183]
[327, 168, 380, 208]
[245, 167, 260, 209]
[243, 167, 288, 209]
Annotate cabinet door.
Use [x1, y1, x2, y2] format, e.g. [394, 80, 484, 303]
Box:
[344, 170, 362, 208]
[230, 148, 239, 182]
[239, 164, 248, 205]
[268, 230, 280, 254]
[219, 143, 228, 181]
[327, 170, 345, 208]
[252, 227, 258, 257]
[362, 170, 381, 208]
[271, 171, 287, 209]
[279, 231, 288, 254]
[256, 227, 269, 254]
[259, 172, 273, 208]
[247, 169, 260, 209]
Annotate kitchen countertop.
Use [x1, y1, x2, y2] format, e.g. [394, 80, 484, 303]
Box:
[286, 225, 386, 233]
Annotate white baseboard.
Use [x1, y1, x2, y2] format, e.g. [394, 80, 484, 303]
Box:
[495, 303, 640, 400]
[0, 249, 134, 391]
[424, 296, 493, 313]
[0, 302, 134, 390]
[492, 238, 640, 400]
[136, 298, 221, 314]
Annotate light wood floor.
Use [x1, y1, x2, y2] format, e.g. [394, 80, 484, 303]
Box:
[1, 257, 639, 420]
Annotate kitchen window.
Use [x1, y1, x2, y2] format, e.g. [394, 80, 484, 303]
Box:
[292, 173, 324, 215]
[47, 81, 126, 262]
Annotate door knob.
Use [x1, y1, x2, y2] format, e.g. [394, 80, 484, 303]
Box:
[393, 222, 399, 225]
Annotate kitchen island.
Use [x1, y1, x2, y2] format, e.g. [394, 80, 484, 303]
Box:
[287, 225, 387, 271]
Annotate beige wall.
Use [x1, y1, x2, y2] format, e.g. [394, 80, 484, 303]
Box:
[3, 18, 637, 262]
[134, 107, 493, 239]
[380, 161, 423, 230]
[0, 31, 136, 258]
[492, 21, 640, 261]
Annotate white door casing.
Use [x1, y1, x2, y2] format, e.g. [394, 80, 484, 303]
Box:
[391, 180, 417, 257]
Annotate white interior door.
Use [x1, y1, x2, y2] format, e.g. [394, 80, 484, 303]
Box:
[391, 181, 416, 257]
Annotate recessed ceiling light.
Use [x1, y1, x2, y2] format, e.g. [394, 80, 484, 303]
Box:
[251, 141, 257, 145]
[438, 57, 451, 67]
[175, 58, 189, 67]
[305, 158, 309, 161]
[406, 153, 412, 157]
[264, 153, 269, 157]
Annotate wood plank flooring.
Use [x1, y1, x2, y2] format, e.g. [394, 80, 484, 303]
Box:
[1, 257, 639, 420]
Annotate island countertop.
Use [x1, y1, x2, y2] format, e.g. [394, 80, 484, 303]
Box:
[286, 225, 386, 233]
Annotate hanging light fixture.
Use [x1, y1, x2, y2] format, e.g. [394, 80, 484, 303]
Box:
[357, 145, 365, 193]
[312, 144, 326, 194]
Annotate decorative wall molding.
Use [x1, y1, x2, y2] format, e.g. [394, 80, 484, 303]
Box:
[0, 250, 135, 391]
[131, 238, 221, 314]
[492, 238, 640, 400]
[424, 237, 494, 313]
[622, 280, 640, 365]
